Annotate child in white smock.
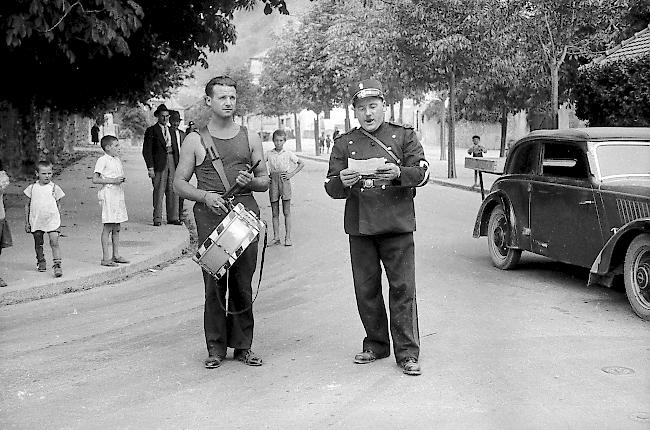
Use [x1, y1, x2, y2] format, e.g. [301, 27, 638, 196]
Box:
[93, 135, 129, 267]
[24, 160, 65, 277]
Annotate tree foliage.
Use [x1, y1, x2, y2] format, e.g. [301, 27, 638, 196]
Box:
[573, 55, 650, 127]
[0, 0, 288, 117]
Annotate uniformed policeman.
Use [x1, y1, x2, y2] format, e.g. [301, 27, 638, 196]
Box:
[324, 79, 429, 376]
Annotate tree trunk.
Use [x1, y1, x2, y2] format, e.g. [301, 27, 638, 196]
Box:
[551, 62, 559, 129]
[398, 98, 404, 124]
[439, 101, 446, 161]
[344, 105, 350, 131]
[389, 102, 395, 122]
[447, 70, 456, 179]
[314, 115, 320, 156]
[294, 112, 302, 152]
[499, 105, 508, 157]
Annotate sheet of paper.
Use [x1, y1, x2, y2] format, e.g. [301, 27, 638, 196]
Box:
[348, 157, 387, 175]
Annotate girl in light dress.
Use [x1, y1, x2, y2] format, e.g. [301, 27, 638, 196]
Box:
[92, 135, 129, 267]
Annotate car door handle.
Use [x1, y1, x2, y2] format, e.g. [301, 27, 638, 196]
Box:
[579, 200, 595, 205]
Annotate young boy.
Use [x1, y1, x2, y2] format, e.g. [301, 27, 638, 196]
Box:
[265, 129, 304, 246]
[467, 135, 486, 187]
[0, 159, 12, 287]
[24, 160, 65, 277]
[93, 135, 129, 267]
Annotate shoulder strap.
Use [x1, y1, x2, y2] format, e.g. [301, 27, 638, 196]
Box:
[198, 126, 231, 190]
[358, 128, 401, 164]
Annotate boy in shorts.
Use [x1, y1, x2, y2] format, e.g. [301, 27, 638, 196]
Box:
[265, 129, 304, 246]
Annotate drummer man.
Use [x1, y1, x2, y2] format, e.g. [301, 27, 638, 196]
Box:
[324, 78, 429, 376]
[174, 76, 269, 369]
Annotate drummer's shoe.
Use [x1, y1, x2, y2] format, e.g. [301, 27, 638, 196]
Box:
[153, 221, 161, 226]
[354, 350, 389, 364]
[167, 220, 183, 225]
[112, 256, 130, 264]
[234, 349, 263, 366]
[204, 355, 225, 369]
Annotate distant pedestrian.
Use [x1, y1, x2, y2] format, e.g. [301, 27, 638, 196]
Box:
[24, 160, 65, 278]
[91, 123, 100, 145]
[93, 135, 129, 267]
[185, 121, 197, 134]
[319, 132, 325, 155]
[467, 135, 486, 187]
[142, 103, 181, 226]
[265, 129, 304, 246]
[325, 134, 332, 154]
[169, 111, 186, 219]
[0, 159, 12, 287]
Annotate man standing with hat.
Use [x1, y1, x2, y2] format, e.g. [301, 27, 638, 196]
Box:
[324, 78, 430, 376]
[142, 103, 181, 226]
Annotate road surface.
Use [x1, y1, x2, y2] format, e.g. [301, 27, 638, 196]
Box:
[2, 159, 649, 429]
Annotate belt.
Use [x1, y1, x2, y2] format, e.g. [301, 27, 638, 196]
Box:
[355, 178, 392, 189]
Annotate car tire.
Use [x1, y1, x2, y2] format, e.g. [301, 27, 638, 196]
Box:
[487, 205, 521, 270]
[623, 233, 650, 321]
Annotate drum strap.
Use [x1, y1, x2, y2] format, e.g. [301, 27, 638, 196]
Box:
[219, 223, 268, 316]
[198, 126, 231, 190]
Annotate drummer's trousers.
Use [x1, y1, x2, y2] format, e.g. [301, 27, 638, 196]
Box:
[194, 203, 258, 357]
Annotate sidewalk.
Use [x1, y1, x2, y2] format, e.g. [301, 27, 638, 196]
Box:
[0, 145, 189, 306]
[286, 137, 500, 193]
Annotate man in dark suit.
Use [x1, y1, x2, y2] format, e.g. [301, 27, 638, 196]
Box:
[142, 104, 181, 226]
[169, 110, 186, 218]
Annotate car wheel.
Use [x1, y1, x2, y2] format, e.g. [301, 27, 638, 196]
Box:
[487, 205, 521, 270]
[624, 233, 650, 321]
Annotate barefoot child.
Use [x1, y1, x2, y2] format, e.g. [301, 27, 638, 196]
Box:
[93, 135, 129, 267]
[265, 129, 304, 246]
[0, 159, 12, 287]
[24, 160, 65, 277]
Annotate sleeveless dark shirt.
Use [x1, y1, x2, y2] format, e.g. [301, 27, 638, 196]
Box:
[194, 127, 260, 219]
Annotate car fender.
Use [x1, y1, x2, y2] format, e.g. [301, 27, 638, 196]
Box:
[590, 217, 650, 280]
[473, 190, 517, 242]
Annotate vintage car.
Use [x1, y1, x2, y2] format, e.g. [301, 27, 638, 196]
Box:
[472, 128, 650, 320]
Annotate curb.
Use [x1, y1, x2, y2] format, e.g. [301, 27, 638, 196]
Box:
[0, 235, 190, 306]
[297, 153, 482, 193]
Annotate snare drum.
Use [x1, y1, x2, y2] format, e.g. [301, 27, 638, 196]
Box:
[193, 203, 265, 280]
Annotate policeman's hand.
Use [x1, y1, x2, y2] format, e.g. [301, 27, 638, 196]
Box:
[375, 163, 400, 181]
[339, 168, 360, 187]
[235, 166, 254, 187]
[203, 191, 228, 214]
[147, 168, 155, 179]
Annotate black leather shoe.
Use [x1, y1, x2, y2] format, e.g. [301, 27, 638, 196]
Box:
[204, 355, 225, 369]
[354, 350, 389, 364]
[153, 221, 161, 226]
[399, 357, 422, 376]
[167, 220, 183, 225]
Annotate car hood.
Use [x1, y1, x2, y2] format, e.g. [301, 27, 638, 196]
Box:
[598, 176, 650, 197]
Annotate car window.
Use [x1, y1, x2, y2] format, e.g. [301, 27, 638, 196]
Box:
[509, 142, 539, 174]
[542, 142, 589, 179]
[595, 143, 650, 178]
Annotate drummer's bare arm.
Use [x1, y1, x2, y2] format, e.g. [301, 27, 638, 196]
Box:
[237, 135, 269, 192]
[174, 134, 228, 212]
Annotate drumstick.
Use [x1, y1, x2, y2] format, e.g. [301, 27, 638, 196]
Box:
[222, 160, 261, 200]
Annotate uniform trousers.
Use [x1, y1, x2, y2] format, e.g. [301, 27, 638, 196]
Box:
[349, 232, 419, 363]
[194, 202, 257, 357]
[151, 153, 179, 223]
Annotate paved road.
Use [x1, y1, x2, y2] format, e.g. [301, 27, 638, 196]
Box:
[2, 160, 649, 429]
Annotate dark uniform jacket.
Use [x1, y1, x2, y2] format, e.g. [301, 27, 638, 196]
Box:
[325, 122, 429, 236]
[142, 123, 180, 172]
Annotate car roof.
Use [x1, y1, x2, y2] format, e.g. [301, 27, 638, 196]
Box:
[523, 127, 650, 142]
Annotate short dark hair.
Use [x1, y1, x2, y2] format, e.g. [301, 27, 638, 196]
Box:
[472, 135, 481, 140]
[100, 135, 119, 151]
[272, 129, 287, 141]
[36, 160, 53, 171]
[205, 75, 237, 96]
